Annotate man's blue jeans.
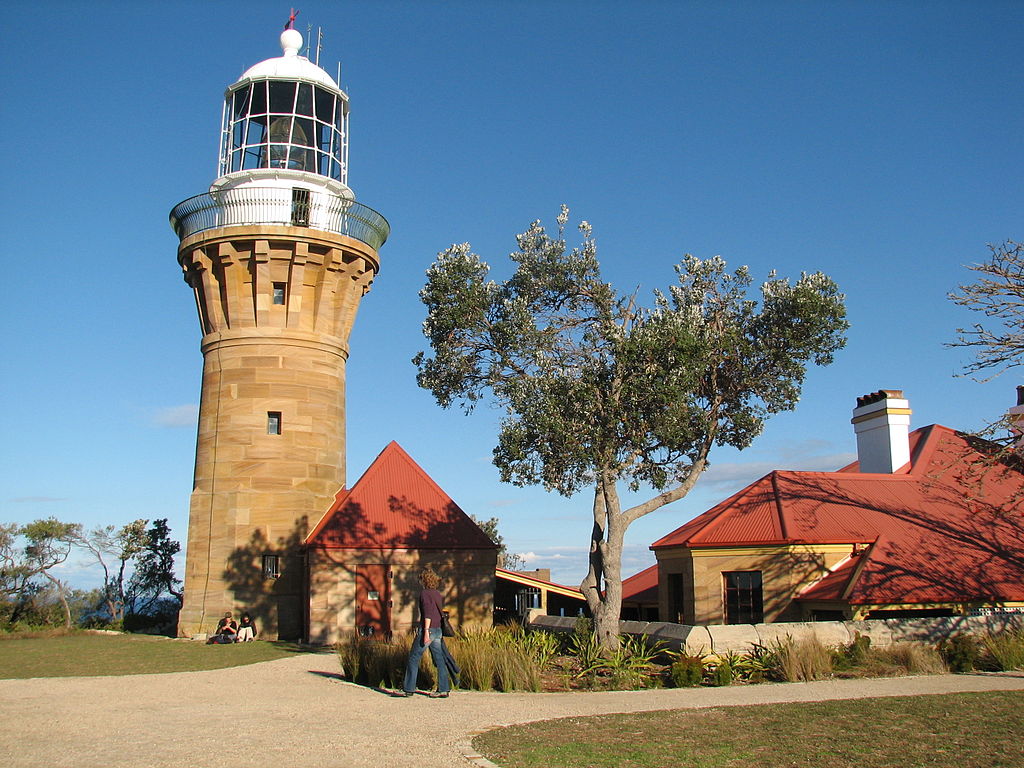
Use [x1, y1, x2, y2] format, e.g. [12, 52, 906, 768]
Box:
[403, 627, 450, 693]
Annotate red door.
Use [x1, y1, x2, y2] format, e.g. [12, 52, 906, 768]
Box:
[355, 565, 391, 638]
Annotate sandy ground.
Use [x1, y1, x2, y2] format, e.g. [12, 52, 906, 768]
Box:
[1, 652, 1022, 768]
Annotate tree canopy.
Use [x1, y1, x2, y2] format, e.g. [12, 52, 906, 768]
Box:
[414, 208, 848, 647]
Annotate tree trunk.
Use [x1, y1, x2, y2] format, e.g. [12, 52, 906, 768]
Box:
[41, 572, 72, 629]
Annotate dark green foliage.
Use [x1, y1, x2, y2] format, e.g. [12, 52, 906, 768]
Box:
[669, 655, 704, 687]
[940, 635, 979, 673]
[833, 632, 872, 671]
[711, 659, 734, 686]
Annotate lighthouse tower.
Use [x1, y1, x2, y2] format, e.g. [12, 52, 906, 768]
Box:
[170, 27, 388, 640]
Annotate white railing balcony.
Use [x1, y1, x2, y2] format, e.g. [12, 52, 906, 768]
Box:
[169, 186, 389, 251]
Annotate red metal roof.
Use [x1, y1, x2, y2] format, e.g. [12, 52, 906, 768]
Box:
[621, 563, 660, 604]
[306, 441, 498, 551]
[652, 425, 1024, 605]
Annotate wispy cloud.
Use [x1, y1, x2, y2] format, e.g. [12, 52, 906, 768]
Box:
[153, 404, 199, 428]
[696, 450, 856, 493]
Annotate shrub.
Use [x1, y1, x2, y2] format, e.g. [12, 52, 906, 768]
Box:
[833, 632, 872, 671]
[981, 630, 1024, 672]
[710, 659, 734, 686]
[940, 635, 978, 673]
[669, 655, 705, 687]
[734, 644, 779, 683]
[449, 631, 497, 691]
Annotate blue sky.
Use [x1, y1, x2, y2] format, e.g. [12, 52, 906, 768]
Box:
[1, 1, 1021, 588]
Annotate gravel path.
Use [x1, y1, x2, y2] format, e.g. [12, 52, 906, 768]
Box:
[2, 653, 1022, 768]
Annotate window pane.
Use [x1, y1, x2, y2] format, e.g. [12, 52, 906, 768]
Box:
[232, 120, 245, 150]
[230, 149, 241, 172]
[242, 147, 264, 169]
[318, 122, 332, 153]
[293, 117, 315, 147]
[296, 82, 314, 116]
[245, 115, 267, 145]
[269, 80, 296, 113]
[267, 411, 282, 435]
[288, 145, 314, 172]
[232, 85, 251, 119]
[314, 87, 335, 123]
[249, 81, 267, 115]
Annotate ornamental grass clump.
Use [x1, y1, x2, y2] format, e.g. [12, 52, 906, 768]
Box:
[777, 636, 833, 682]
[981, 629, 1024, 671]
[338, 633, 409, 688]
[447, 630, 498, 691]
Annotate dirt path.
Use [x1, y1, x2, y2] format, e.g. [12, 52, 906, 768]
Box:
[1, 653, 1022, 768]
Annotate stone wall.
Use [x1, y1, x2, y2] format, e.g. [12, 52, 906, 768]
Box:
[531, 613, 1024, 655]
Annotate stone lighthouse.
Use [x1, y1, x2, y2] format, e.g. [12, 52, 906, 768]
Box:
[169, 26, 388, 640]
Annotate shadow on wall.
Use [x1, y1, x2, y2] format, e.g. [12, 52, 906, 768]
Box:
[222, 517, 308, 641]
[307, 495, 497, 643]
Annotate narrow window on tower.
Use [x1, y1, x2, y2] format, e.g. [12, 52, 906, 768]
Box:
[262, 554, 281, 579]
[272, 282, 286, 305]
[267, 411, 282, 435]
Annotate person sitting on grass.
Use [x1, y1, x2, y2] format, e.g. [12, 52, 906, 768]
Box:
[237, 612, 257, 642]
[207, 611, 238, 644]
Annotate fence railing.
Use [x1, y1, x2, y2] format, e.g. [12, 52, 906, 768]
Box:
[169, 187, 390, 251]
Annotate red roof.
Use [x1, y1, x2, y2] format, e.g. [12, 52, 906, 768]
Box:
[621, 564, 660, 604]
[652, 425, 1024, 605]
[306, 441, 498, 551]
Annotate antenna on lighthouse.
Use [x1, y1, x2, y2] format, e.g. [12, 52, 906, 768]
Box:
[315, 26, 324, 66]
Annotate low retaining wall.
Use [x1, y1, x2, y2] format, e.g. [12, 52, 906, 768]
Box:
[530, 613, 1024, 655]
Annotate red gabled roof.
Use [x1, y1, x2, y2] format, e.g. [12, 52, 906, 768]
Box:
[306, 441, 498, 551]
[621, 563, 660, 604]
[652, 425, 1024, 605]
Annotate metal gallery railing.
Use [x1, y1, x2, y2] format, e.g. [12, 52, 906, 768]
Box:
[169, 186, 390, 251]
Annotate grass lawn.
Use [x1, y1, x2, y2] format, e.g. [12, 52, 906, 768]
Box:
[0, 632, 317, 679]
[475, 691, 1024, 768]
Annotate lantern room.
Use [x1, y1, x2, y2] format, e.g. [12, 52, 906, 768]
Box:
[216, 28, 350, 190]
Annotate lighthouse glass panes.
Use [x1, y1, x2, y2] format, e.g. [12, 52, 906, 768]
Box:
[222, 79, 348, 182]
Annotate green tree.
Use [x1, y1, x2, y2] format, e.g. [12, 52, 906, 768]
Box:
[73, 519, 149, 623]
[126, 518, 183, 614]
[949, 240, 1023, 380]
[414, 208, 848, 648]
[20, 518, 81, 629]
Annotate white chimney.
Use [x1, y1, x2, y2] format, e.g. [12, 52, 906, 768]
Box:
[851, 389, 912, 473]
[1009, 385, 1024, 449]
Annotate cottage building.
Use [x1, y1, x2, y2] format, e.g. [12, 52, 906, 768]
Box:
[647, 390, 1024, 624]
[305, 441, 498, 644]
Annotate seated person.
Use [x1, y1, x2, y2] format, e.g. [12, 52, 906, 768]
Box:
[208, 611, 238, 643]
[237, 612, 257, 642]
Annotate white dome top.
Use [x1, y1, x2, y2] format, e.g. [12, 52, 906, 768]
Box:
[237, 29, 339, 90]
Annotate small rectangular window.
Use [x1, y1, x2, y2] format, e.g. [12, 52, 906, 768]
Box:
[262, 554, 280, 579]
[291, 187, 310, 226]
[272, 283, 286, 305]
[667, 572, 685, 623]
[724, 571, 763, 624]
[267, 411, 282, 435]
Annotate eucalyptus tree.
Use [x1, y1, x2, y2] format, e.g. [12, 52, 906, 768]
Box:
[21, 519, 81, 628]
[73, 519, 149, 623]
[414, 208, 848, 648]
